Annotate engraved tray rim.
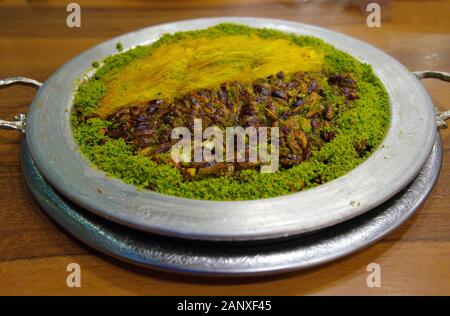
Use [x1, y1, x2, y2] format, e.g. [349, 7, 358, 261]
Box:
[20, 135, 442, 276]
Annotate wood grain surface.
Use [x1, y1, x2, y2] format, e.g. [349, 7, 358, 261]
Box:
[0, 0, 449, 295]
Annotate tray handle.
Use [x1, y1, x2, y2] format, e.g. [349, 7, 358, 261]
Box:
[0, 77, 43, 134]
[413, 70, 450, 129]
[1, 73, 448, 131]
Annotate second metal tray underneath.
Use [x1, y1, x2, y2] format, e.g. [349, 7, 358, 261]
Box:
[20, 136, 442, 276]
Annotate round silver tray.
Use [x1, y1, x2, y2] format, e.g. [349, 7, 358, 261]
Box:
[20, 135, 442, 276]
[15, 18, 441, 241]
[2, 18, 449, 242]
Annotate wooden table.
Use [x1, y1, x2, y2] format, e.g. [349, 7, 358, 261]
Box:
[0, 0, 449, 295]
